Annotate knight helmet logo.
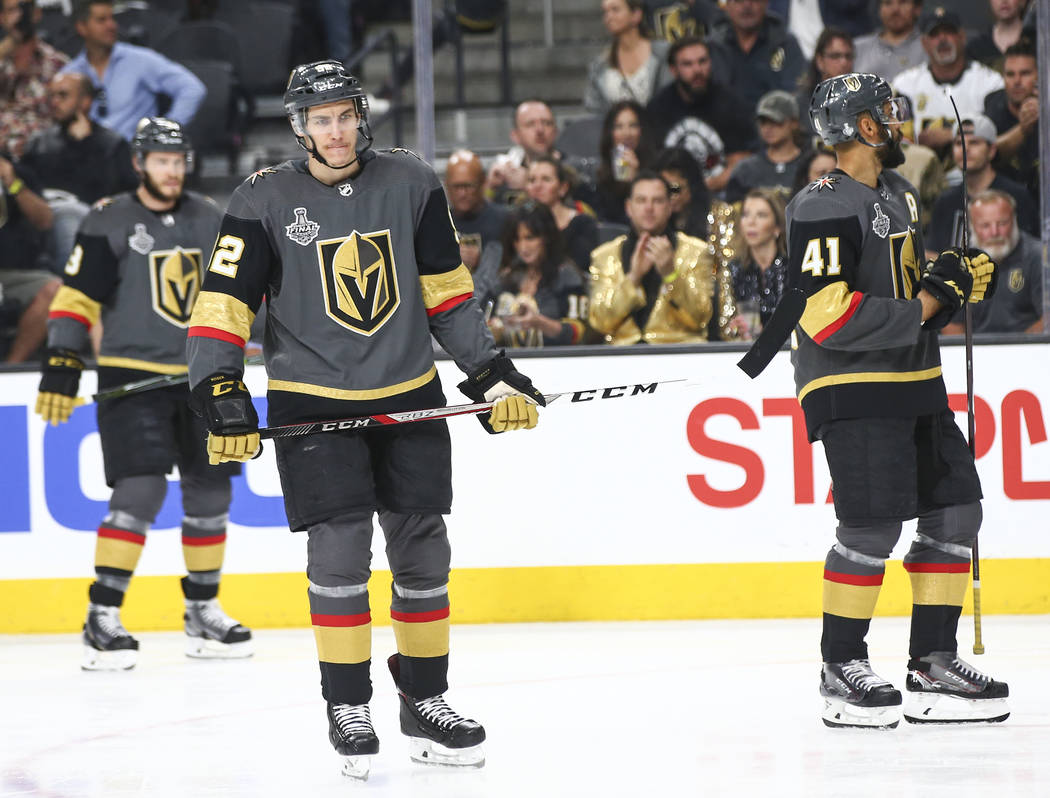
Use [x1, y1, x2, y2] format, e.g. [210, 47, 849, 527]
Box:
[149, 247, 203, 327]
[843, 75, 862, 92]
[316, 229, 400, 335]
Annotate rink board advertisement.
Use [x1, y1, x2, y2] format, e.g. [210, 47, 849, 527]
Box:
[1, 345, 1048, 632]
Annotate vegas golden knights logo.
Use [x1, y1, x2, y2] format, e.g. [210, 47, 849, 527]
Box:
[889, 230, 920, 299]
[149, 247, 203, 327]
[843, 75, 861, 92]
[317, 230, 400, 335]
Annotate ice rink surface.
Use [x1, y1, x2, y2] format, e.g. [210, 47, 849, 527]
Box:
[2, 616, 1048, 798]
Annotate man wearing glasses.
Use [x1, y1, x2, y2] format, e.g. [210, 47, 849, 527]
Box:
[60, 0, 204, 140]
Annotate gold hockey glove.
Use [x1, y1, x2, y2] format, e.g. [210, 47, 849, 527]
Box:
[35, 348, 84, 426]
[191, 374, 260, 464]
[920, 249, 971, 330]
[964, 250, 997, 303]
[458, 351, 545, 434]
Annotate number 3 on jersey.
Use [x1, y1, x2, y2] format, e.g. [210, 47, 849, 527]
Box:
[801, 237, 841, 278]
[209, 234, 245, 278]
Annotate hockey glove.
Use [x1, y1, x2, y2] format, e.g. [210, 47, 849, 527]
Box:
[964, 249, 997, 303]
[919, 249, 971, 330]
[191, 374, 261, 465]
[35, 348, 84, 426]
[458, 351, 546, 434]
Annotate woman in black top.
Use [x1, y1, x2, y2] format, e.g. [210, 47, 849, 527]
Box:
[525, 156, 599, 274]
[592, 100, 654, 226]
[480, 202, 589, 348]
[727, 188, 788, 340]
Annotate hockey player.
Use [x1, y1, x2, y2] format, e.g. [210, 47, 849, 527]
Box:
[185, 60, 544, 780]
[35, 118, 253, 670]
[789, 74, 1007, 728]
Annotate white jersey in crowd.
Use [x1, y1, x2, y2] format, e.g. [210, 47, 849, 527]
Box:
[892, 60, 1004, 140]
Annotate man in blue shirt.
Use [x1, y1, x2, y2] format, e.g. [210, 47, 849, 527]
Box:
[61, 0, 205, 140]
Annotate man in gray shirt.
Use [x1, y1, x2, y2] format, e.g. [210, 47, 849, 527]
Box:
[853, 0, 926, 82]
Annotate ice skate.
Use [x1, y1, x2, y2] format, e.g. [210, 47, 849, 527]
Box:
[904, 651, 1009, 724]
[388, 654, 485, 768]
[184, 598, 253, 659]
[820, 659, 902, 729]
[82, 603, 139, 671]
[327, 702, 380, 781]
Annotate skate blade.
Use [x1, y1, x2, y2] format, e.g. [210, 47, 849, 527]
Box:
[184, 636, 254, 659]
[81, 644, 137, 671]
[340, 755, 373, 781]
[904, 693, 1010, 724]
[822, 697, 901, 729]
[408, 737, 485, 768]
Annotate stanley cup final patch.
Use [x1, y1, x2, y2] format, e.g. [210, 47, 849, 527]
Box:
[871, 203, 890, 238]
[128, 223, 155, 255]
[286, 207, 321, 246]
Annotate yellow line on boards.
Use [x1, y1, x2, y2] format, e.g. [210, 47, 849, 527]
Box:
[1, 559, 1047, 634]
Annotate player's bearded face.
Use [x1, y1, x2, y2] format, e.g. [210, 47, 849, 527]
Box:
[140, 152, 186, 202]
[876, 124, 906, 168]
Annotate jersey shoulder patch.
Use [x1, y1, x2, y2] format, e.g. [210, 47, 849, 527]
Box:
[387, 146, 425, 161]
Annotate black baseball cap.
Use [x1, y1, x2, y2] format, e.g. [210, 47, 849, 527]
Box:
[920, 7, 962, 35]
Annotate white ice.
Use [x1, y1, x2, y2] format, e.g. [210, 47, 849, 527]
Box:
[2, 616, 1048, 798]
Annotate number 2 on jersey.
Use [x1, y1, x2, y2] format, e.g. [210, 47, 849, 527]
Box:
[209, 235, 245, 278]
[801, 237, 841, 278]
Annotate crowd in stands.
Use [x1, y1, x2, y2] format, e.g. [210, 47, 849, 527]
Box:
[0, 0, 1044, 362]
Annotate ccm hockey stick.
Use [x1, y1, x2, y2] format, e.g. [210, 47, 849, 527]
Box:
[259, 378, 690, 440]
[950, 95, 984, 655]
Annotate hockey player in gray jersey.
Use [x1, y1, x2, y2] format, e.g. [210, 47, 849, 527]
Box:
[186, 60, 544, 780]
[35, 118, 253, 670]
[788, 74, 1006, 728]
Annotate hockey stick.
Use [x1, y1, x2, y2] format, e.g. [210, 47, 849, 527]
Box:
[258, 378, 691, 440]
[73, 355, 265, 407]
[950, 95, 984, 655]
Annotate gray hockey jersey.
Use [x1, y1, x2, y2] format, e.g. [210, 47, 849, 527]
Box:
[187, 150, 497, 425]
[786, 168, 947, 439]
[48, 191, 221, 388]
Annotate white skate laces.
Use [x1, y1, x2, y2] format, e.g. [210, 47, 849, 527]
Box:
[332, 703, 374, 738]
[184, 598, 253, 658]
[187, 599, 239, 637]
[414, 695, 471, 731]
[91, 604, 132, 642]
[840, 659, 893, 692]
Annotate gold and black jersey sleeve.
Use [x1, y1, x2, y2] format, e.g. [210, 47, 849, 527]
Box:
[48, 231, 119, 331]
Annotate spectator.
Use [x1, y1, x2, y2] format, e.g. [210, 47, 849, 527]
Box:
[725, 90, 804, 204]
[444, 149, 507, 296]
[895, 137, 946, 231]
[21, 71, 136, 271]
[486, 98, 559, 205]
[943, 190, 1042, 335]
[318, 0, 352, 65]
[985, 39, 1039, 202]
[588, 171, 734, 345]
[592, 99, 655, 226]
[584, 0, 670, 114]
[60, 0, 205, 140]
[925, 113, 1037, 256]
[797, 28, 854, 137]
[707, 0, 805, 115]
[644, 0, 721, 41]
[967, 0, 1028, 72]
[525, 156, 599, 275]
[0, 0, 69, 157]
[727, 188, 787, 340]
[479, 202, 588, 348]
[654, 145, 710, 237]
[790, 145, 836, 196]
[853, 0, 925, 83]
[646, 35, 757, 193]
[0, 150, 58, 362]
[892, 8, 1003, 160]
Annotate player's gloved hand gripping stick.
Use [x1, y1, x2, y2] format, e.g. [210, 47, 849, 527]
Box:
[456, 351, 546, 434]
[191, 374, 261, 465]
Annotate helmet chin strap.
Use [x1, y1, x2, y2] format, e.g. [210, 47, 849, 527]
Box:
[856, 118, 892, 149]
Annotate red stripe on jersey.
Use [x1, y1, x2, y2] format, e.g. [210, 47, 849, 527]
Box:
[390, 607, 450, 623]
[188, 326, 246, 347]
[823, 569, 883, 586]
[813, 291, 864, 344]
[181, 534, 227, 547]
[98, 526, 146, 545]
[311, 612, 372, 628]
[903, 562, 970, 574]
[49, 310, 91, 327]
[426, 293, 472, 317]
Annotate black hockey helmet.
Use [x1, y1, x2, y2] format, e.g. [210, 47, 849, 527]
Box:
[284, 59, 369, 138]
[809, 73, 911, 148]
[130, 117, 193, 167]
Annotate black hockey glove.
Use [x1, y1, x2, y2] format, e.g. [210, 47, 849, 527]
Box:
[458, 351, 546, 434]
[191, 374, 261, 465]
[920, 249, 997, 330]
[35, 348, 84, 426]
